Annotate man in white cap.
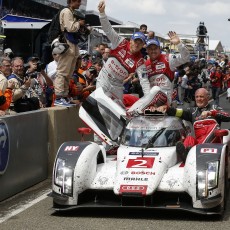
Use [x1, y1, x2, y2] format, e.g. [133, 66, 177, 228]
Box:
[97, 1, 150, 101]
[3, 48, 14, 59]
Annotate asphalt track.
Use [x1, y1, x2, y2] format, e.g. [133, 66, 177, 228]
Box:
[1, 93, 230, 230]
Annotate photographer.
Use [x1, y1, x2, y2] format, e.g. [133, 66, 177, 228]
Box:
[25, 57, 54, 107]
[7, 57, 40, 113]
[54, 0, 87, 107]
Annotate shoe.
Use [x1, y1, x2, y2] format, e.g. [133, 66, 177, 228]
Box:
[54, 98, 75, 107]
[176, 141, 187, 162]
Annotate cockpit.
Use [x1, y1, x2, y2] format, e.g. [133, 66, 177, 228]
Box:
[120, 116, 186, 148]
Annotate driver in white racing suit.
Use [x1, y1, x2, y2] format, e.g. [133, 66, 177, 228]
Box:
[97, 1, 150, 101]
[128, 33, 190, 114]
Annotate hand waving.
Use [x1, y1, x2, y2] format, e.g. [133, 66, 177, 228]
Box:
[168, 31, 181, 45]
[98, 1, 105, 13]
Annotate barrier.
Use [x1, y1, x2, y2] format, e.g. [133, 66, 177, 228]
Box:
[0, 105, 93, 202]
[0, 110, 48, 201]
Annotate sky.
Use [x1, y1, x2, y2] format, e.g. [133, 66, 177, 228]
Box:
[86, 0, 230, 51]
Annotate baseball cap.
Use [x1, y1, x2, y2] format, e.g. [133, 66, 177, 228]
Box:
[146, 39, 160, 47]
[131, 32, 146, 43]
[4, 48, 13, 54]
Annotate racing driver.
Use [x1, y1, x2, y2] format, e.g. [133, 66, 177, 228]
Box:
[145, 35, 190, 103]
[97, 0, 150, 101]
[127, 32, 190, 114]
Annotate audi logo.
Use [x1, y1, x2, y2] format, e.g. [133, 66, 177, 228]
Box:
[121, 185, 146, 191]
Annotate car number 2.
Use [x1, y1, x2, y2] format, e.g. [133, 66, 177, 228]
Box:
[126, 157, 155, 168]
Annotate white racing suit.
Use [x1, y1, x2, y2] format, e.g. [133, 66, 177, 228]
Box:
[128, 44, 190, 113]
[96, 12, 150, 101]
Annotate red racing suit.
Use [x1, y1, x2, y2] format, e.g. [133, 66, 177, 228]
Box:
[145, 44, 190, 103]
[96, 12, 150, 101]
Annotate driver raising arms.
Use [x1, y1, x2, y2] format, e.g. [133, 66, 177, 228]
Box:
[97, 1, 150, 101]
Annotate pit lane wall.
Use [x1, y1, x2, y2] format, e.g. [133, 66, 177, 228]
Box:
[0, 106, 93, 202]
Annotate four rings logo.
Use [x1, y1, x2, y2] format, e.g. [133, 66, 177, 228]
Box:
[119, 185, 147, 195]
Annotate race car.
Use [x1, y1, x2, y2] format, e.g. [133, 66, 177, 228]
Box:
[51, 87, 230, 215]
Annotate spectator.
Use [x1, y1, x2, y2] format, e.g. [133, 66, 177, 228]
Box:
[0, 57, 15, 112]
[156, 88, 230, 161]
[97, 1, 150, 102]
[224, 66, 230, 101]
[139, 24, 148, 58]
[8, 57, 40, 113]
[147, 31, 155, 40]
[54, 0, 85, 106]
[0, 57, 11, 93]
[25, 56, 53, 107]
[210, 65, 224, 106]
[94, 43, 106, 57]
[46, 53, 60, 83]
[78, 51, 91, 74]
[102, 47, 110, 64]
[69, 56, 84, 103]
[139, 24, 148, 35]
[3, 48, 14, 60]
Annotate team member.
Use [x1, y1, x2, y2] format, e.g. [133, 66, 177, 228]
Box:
[127, 33, 190, 113]
[145, 35, 190, 102]
[156, 88, 230, 160]
[97, 1, 150, 101]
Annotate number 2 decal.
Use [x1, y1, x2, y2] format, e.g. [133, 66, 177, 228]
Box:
[126, 157, 155, 168]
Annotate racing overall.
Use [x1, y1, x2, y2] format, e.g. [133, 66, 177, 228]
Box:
[166, 104, 230, 147]
[127, 43, 190, 113]
[145, 44, 190, 102]
[97, 12, 150, 101]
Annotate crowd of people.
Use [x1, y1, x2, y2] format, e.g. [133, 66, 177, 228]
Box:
[0, 0, 230, 120]
[0, 0, 229, 165]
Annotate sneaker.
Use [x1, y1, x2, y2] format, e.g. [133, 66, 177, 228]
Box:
[54, 98, 75, 107]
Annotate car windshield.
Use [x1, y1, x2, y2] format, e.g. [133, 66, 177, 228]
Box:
[120, 116, 184, 147]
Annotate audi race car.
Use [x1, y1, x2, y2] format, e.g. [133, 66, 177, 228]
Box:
[51, 88, 230, 215]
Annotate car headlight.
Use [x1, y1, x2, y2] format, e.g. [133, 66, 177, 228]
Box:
[197, 161, 219, 199]
[207, 161, 219, 189]
[197, 170, 208, 198]
[54, 158, 73, 196]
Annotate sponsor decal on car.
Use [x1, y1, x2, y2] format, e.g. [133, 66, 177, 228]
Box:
[200, 148, 217, 154]
[64, 146, 79, 151]
[131, 171, 155, 175]
[129, 152, 159, 156]
[0, 120, 9, 175]
[119, 185, 148, 195]
[126, 157, 155, 168]
[123, 177, 148, 181]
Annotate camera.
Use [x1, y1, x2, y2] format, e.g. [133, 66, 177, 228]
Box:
[36, 61, 46, 72]
[73, 10, 91, 42]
